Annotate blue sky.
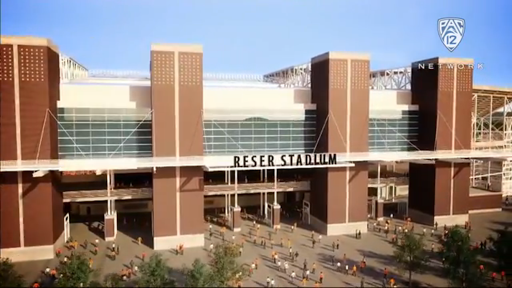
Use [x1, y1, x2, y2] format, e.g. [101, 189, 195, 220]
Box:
[2, 0, 511, 86]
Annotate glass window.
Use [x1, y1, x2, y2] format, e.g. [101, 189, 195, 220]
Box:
[211, 129, 225, 137]
[136, 145, 152, 152]
[279, 142, 292, 149]
[75, 138, 91, 146]
[212, 143, 226, 151]
[239, 136, 252, 143]
[291, 128, 305, 135]
[77, 145, 91, 153]
[291, 122, 304, 129]
[59, 138, 75, 146]
[278, 122, 292, 129]
[239, 143, 252, 151]
[91, 137, 107, 145]
[253, 143, 265, 150]
[74, 108, 90, 115]
[266, 136, 279, 143]
[107, 122, 122, 130]
[107, 138, 123, 145]
[91, 145, 107, 153]
[214, 122, 227, 129]
[225, 129, 240, 137]
[59, 130, 74, 138]
[240, 123, 252, 130]
[91, 130, 107, 138]
[304, 135, 316, 142]
[291, 135, 304, 142]
[91, 123, 107, 130]
[117, 144, 136, 152]
[280, 129, 292, 136]
[239, 129, 252, 136]
[75, 130, 91, 138]
[124, 130, 152, 138]
[253, 129, 265, 136]
[59, 145, 75, 154]
[122, 122, 139, 130]
[203, 121, 213, 129]
[74, 123, 90, 130]
[266, 129, 279, 136]
[227, 123, 239, 129]
[226, 143, 240, 150]
[228, 136, 239, 143]
[107, 130, 122, 137]
[280, 135, 291, 142]
[253, 136, 266, 143]
[60, 122, 74, 131]
[304, 122, 316, 130]
[253, 122, 265, 129]
[211, 136, 226, 143]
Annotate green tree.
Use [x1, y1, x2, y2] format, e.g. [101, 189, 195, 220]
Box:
[183, 259, 215, 287]
[393, 232, 429, 287]
[102, 272, 125, 287]
[0, 258, 25, 287]
[440, 228, 484, 287]
[488, 228, 512, 274]
[137, 253, 176, 287]
[55, 253, 94, 287]
[209, 243, 247, 287]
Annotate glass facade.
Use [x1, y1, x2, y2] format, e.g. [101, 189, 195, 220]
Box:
[57, 107, 152, 159]
[203, 110, 316, 155]
[369, 110, 418, 151]
[57, 107, 417, 158]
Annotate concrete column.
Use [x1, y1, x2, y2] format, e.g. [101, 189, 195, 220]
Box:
[272, 168, 281, 228]
[231, 170, 241, 232]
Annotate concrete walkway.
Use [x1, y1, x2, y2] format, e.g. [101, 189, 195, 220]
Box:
[14, 210, 512, 287]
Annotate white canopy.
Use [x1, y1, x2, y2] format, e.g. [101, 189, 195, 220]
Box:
[1, 150, 511, 172]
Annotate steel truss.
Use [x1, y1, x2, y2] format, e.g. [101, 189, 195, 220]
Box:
[369, 67, 411, 90]
[263, 63, 311, 88]
[59, 54, 88, 82]
[472, 89, 512, 196]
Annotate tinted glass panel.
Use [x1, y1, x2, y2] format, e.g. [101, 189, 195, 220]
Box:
[58, 107, 153, 158]
[204, 109, 316, 155]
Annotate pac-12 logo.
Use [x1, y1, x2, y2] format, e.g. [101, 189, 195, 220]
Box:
[438, 17, 465, 52]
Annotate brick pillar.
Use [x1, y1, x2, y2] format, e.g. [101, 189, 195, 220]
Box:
[272, 204, 281, 228]
[0, 36, 63, 262]
[409, 58, 473, 226]
[104, 212, 117, 242]
[231, 207, 242, 232]
[151, 44, 204, 250]
[310, 52, 370, 235]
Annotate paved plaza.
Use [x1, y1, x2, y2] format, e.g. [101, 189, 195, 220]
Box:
[14, 209, 512, 287]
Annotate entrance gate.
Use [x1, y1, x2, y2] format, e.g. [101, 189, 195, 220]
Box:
[64, 213, 70, 242]
[367, 197, 377, 219]
[397, 201, 408, 217]
[264, 203, 273, 226]
[302, 200, 310, 224]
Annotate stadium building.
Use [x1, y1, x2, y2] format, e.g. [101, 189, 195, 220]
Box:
[1, 36, 511, 261]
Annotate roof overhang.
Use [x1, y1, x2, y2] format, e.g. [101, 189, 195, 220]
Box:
[437, 159, 472, 164]
[3, 150, 512, 172]
[204, 162, 355, 172]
